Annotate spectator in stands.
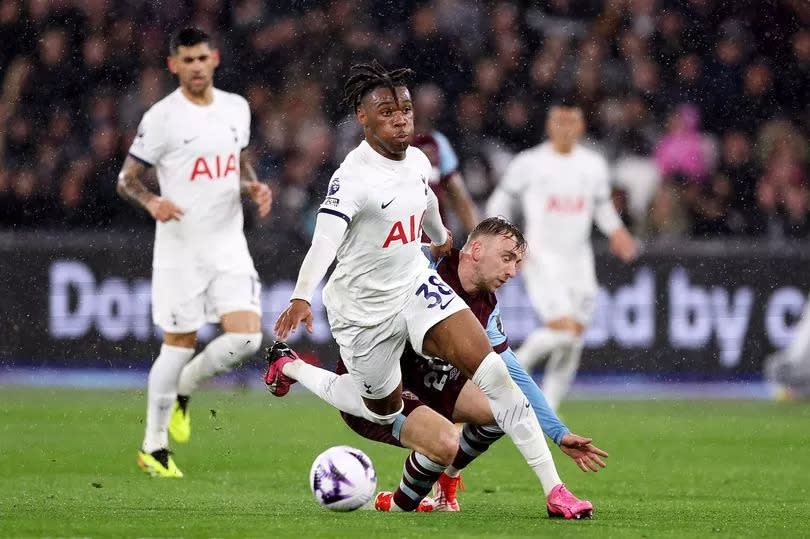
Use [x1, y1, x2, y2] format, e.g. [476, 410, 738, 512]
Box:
[704, 21, 748, 132]
[654, 104, 711, 184]
[664, 53, 706, 110]
[732, 59, 779, 133]
[58, 124, 122, 227]
[756, 121, 810, 240]
[778, 29, 810, 119]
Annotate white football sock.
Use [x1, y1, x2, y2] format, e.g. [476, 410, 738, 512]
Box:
[283, 360, 367, 417]
[142, 344, 195, 453]
[541, 338, 583, 412]
[785, 297, 810, 364]
[177, 332, 262, 396]
[516, 328, 576, 370]
[472, 352, 561, 495]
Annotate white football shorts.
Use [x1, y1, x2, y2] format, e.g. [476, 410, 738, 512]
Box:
[326, 265, 468, 399]
[152, 266, 261, 333]
[523, 252, 597, 325]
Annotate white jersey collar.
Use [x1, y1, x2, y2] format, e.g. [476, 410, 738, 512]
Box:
[359, 139, 410, 167]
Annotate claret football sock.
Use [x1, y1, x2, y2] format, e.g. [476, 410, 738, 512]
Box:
[392, 452, 445, 511]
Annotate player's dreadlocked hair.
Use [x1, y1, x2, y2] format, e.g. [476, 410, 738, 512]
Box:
[467, 217, 528, 253]
[342, 60, 415, 111]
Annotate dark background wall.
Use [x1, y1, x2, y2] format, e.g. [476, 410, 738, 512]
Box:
[2, 231, 806, 379]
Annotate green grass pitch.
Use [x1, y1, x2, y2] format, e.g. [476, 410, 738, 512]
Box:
[1, 387, 809, 538]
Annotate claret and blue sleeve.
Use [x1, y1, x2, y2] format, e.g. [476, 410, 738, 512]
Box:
[486, 305, 570, 445]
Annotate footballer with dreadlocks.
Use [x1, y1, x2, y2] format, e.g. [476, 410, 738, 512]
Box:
[267, 217, 604, 516]
[273, 61, 583, 515]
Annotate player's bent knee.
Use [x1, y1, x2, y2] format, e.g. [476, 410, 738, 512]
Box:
[362, 401, 405, 426]
[225, 332, 263, 364]
[164, 332, 197, 349]
[471, 352, 512, 395]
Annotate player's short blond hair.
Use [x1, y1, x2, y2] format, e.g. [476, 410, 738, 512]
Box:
[465, 217, 527, 253]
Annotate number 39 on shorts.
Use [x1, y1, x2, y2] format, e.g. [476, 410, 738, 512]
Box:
[415, 275, 456, 309]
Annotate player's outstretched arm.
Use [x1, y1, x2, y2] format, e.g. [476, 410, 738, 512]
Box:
[502, 347, 608, 471]
[500, 347, 569, 443]
[274, 212, 346, 340]
[239, 151, 272, 218]
[116, 156, 184, 222]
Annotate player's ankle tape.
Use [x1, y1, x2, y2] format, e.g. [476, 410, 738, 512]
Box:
[363, 402, 405, 425]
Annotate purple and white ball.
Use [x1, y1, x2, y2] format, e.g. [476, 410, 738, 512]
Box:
[309, 446, 377, 511]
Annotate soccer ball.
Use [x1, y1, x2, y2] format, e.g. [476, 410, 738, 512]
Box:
[309, 445, 377, 511]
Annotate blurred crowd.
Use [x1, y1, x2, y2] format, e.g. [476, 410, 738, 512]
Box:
[0, 0, 808, 241]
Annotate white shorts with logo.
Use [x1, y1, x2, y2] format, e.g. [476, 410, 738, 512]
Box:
[152, 266, 261, 333]
[523, 251, 597, 325]
[326, 266, 468, 399]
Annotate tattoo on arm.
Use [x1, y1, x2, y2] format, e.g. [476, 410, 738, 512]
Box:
[240, 151, 258, 193]
[116, 156, 156, 210]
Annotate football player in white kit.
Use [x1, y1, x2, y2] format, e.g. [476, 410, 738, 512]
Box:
[765, 292, 810, 400]
[487, 102, 638, 411]
[274, 61, 574, 513]
[116, 28, 272, 477]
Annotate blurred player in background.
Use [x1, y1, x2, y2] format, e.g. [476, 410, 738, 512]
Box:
[411, 83, 479, 236]
[765, 293, 810, 399]
[116, 27, 272, 477]
[275, 61, 577, 516]
[487, 102, 638, 411]
[266, 217, 605, 518]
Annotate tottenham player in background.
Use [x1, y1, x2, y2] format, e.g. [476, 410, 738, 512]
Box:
[116, 27, 272, 477]
[765, 291, 810, 400]
[275, 61, 575, 514]
[487, 102, 638, 411]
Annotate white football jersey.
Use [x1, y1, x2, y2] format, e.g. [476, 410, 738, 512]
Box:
[128, 87, 255, 272]
[320, 140, 435, 325]
[488, 142, 621, 260]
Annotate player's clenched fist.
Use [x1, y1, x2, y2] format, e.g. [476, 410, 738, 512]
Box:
[248, 180, 272, 217]
[431, 228, 454, 259]
[146, 196, 184, 222]
[274, 298, 314, 341]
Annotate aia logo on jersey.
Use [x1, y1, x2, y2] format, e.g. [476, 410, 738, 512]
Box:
[190, 153, 238, 181]
[546, 195, 585, 213]
[382, 211, 426, 248]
